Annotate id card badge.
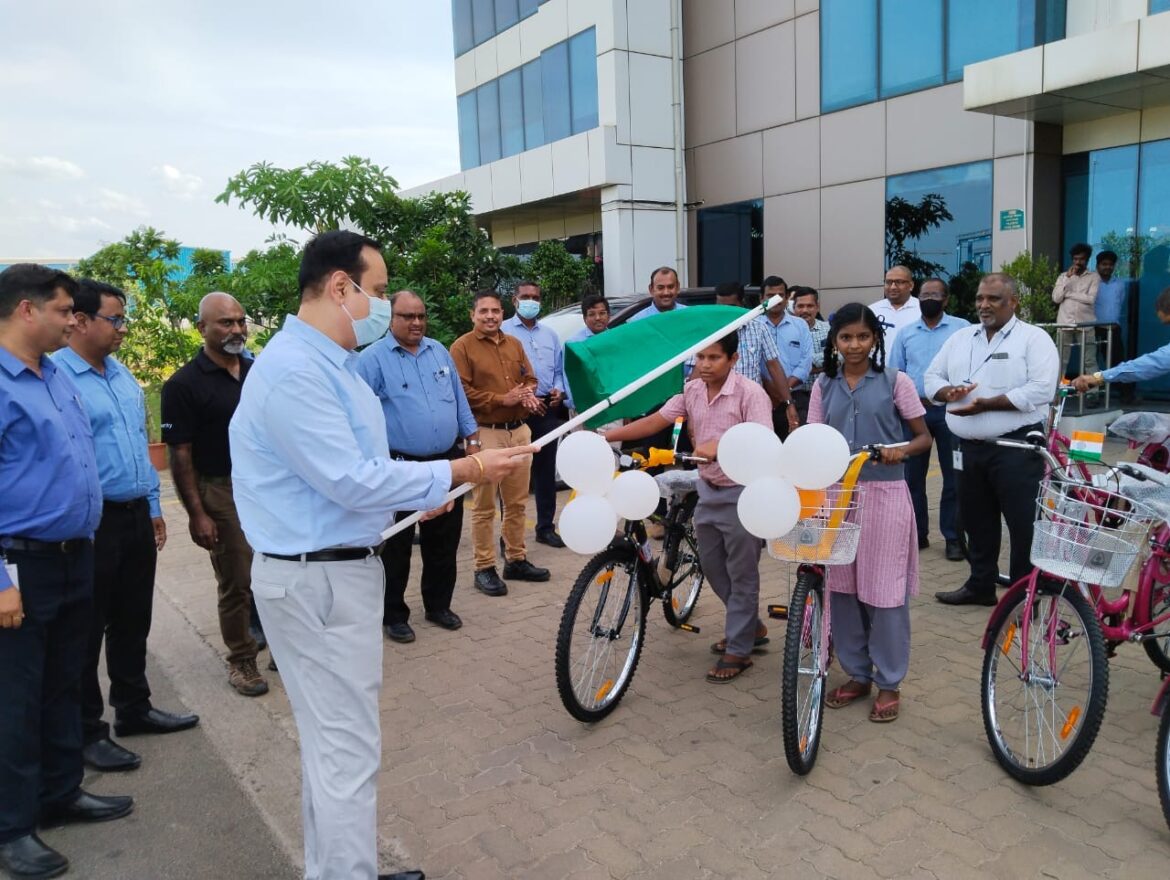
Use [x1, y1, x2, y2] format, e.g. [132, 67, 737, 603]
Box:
[3, 562, 17, 591]
[953, 449, 963, 472]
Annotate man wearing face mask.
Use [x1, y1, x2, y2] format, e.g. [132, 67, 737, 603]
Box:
[230, 231, 535, 880]
[888, 278, 969, 559]
[162, 292, 268, 697]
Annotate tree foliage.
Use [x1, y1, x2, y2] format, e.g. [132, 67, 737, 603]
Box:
[885, 194, 954, 279]
[1001, 250, 1059, 324]
[523, 240, 591, 311]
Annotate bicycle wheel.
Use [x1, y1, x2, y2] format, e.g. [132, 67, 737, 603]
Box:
[981, 577, 1108, 785]
[1157, 699, 1170, 833]
[1142, 581, 1170, 674]
[781, 570, 827, 776]
[662, 528, 704, 627]
[555, 546, 647, 723]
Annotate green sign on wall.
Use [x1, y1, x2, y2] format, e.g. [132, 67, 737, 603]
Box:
[999, 209, 1025, 231]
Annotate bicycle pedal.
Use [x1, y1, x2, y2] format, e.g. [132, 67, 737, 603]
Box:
[677, 623, 700, 634]
[768, 604, 789, 620]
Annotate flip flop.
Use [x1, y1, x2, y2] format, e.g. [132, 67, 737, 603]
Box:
[710, 634, 770, 655]
[825, 681, 872, 709]
[869, 694, 900, 723]
[706, 656, 753, 683]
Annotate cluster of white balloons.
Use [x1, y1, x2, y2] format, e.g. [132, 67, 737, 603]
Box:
[717, 422, 851, 539]
[555, 432, 661, 555]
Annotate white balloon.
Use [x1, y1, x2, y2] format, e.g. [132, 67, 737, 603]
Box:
[608, 470, 661, 520]
[558, 495, 620, 555]
[556, 431, 616, 496]
[736, 477, 801, 540]
[716, 422, 784, 486]
[778, 424, 851, 490]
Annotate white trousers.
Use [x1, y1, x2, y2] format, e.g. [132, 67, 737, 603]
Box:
[251, 554, 384, 880]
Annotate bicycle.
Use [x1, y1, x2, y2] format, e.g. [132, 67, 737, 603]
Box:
[554, 447, 706, 722]
[979, 438, 1170, 785]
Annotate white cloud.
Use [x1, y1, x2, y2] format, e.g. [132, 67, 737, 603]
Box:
[80, 187, 150, 217]
[155, 163, 203, 198]
[0, 154, 85, 180]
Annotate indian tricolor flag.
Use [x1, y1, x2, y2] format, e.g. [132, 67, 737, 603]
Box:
[1069, 430, 1105, 462]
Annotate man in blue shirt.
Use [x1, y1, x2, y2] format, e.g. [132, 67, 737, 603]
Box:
[230, 232, 531, 880]
[630, 266, 688, 321]
[55, 280, 199, 772]
[754, 276, 811, 437]
[0, 265, 133, 880]
[567, 293, 609, 344]
[357, 290, 479, 644]
[503, 281, 568, 547]
[1093, 250, 1133, 401]
[1075, 285, 1170, 393]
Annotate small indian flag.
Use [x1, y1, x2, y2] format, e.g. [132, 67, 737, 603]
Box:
[1069, 430, 1105, 462]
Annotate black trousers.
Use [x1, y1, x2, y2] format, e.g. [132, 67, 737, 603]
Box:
[906, 405, 959, 543]
[83, 499, 157, 743]
[0, 541, 93, 842]
[527, 408, 566, 533]
[959, 431, 1045, 596]
[380, 496, 464, 625]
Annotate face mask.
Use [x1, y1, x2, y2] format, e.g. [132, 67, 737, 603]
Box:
[342, 282, 392, 347]
[516, 299, 540, 320]
[919, 299, 944, 319]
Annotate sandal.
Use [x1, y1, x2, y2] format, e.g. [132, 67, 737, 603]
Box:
[710, 629, 770, 655]
[825, 680, 872, 709]
[869, 692, 900, 723]
[706, 655, 753, 683]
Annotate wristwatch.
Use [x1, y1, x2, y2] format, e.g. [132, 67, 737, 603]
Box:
[1092, 371, 1104, 386]
[466, 440, 482, 447]
[781, 400, 794, 408]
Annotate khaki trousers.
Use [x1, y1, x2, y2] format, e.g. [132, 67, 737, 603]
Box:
[471, 423, 532, 570]
[198, 477, 258, 664]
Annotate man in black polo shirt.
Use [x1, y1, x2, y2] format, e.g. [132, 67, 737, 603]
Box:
[161, 292, 267, 697]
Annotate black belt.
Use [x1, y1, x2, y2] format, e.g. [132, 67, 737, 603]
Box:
[389, 444, 461, 463]
[103, 497, 148, 511]
[2, 537, 91, 555]
[483, 421, 523, 431]
[262, 546, 380, 563]
[961, 423, 1045, 445]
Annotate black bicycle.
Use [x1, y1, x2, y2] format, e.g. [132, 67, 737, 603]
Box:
[554, 448, 705, 722]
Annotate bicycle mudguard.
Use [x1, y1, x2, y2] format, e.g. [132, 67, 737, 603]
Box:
[979, 571, 1042, 650]
[1153, 675, 1170, 717]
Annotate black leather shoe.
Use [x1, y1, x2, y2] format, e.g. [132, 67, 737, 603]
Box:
[474, 567, 508, 597]
[945, 539, 965, 562]
[918, 536, 930, 550]
[82, 737, 141, 772]
[935, 586, 996, 607]
[378, 872, 425, 880]
[384, 621, 416, 643]
[503, 559, 550, 582]
[535, 529, 566, 548]
[114, 707, 199, 736]
[425, 609, 463, 630]
[249, 623, 267, 651]
[0, 833, 68, 878]
[41, 790, 133, 826]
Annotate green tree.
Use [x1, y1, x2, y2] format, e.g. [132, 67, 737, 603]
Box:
[522, 240, 590, 311]
[1000, 250, 1060, 324]
[946, 261, 985, 322]
[885, 194, 954, 279]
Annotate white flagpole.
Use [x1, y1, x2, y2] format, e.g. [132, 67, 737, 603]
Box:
[379, 294, 782, 541]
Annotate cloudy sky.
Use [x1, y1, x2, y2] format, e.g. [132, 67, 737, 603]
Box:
[0, 0, 459, 261]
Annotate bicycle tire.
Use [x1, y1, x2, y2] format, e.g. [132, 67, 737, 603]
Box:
[1157, 699, 1170, 834]
[662, 528, 704, 627]
[781, 570, 827, 776]
[1142, 580, 1170, 674]
[555, 545, 647, 723]
[981, 578, 1108, 785]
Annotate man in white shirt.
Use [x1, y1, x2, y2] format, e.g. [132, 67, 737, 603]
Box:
[925, 273, 1060, 606]
[870, 265, 922, 353]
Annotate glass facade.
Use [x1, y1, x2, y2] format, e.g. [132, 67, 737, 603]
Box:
[1153, 0, 1170, 12]
[885, 161, 994, 276]
[697, 200, 764, 287]
[453, 0, 547, 57]
[822, 0, 1065, 112]
[456, 28, 598, 170]
[1063, 138, 1170, 393]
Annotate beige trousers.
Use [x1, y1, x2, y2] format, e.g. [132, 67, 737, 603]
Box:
[471, 423, 533, 570]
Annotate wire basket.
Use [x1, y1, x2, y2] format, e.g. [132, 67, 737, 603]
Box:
[1031, 478, 1159, 588]
[768, 484, 866, 566]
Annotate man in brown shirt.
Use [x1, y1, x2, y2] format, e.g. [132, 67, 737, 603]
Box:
[450, 289, 550, 596]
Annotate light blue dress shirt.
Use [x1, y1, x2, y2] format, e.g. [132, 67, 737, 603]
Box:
[756, 313, 813, 384]
[888, 313, 971, 398]
[567, 326, 594, 344]
[0, 348, 102, 588]
[1103, 342, 1170, 384]
[229, 316, 452, 554]
[53, 348, 161, 518]
[630, 301, 688, 322]
[502, 315, 565, 397]
[356, 336, 477, 457]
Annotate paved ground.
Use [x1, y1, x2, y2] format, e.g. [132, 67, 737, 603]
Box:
[100, 452, 1170, 879]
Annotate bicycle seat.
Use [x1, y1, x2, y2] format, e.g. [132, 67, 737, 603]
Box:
[654, 469, 700, 500]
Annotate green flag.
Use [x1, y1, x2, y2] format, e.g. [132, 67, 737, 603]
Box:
[565, 305, 752, 428]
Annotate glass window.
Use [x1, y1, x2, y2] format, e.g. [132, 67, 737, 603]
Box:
[522, 60, 544, 149]
[946, 0, 1064, 81]
[541, 41, 572, 142]
[495, 0, 519, 32]
[477, 80, 501, 165]
[1136, 140, 1170, 391]
[472, 0, 495, 46]
[885, 161, 993, 277]
[1061, 145, 1138, 258]
[520, 0, 539, 16]
[821, 0, 878, 112]
[499, 68, 525, 157]
[697, 200, 764, 287]
[457, 91, 480, 170]
[453, 0, 474, 56]
[568, 28, 599, 134]
[1152, 0, 1170, 12]
[880, 0, 943, 97]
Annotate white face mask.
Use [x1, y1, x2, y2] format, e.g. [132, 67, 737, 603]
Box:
[341, 281, 391, 347]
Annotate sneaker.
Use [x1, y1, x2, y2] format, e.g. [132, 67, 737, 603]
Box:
[474, 567, 508, 596]
[502, 559, 550, 582]
[228, 659, 269, 697]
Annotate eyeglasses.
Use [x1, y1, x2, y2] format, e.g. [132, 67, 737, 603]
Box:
[92, 313, 128, 330]
[883, 279, 913, 287]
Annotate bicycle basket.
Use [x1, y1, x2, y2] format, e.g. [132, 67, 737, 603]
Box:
[768, 484, 866, 566]
[1030, 478, 1158, 588]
